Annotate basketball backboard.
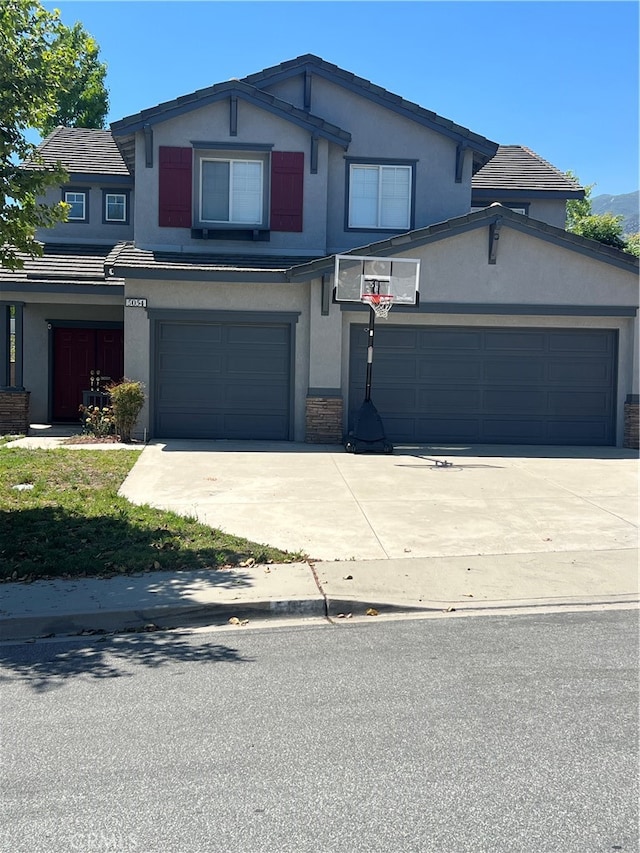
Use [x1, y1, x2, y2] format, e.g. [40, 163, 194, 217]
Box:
[334, 255, 420, 306]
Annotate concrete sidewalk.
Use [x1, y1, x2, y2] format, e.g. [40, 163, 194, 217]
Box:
[1, 436, 638, 640]
[1, 550, 637, 641]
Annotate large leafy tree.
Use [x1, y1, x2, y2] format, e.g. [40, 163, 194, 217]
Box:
[39, 21, 108, 135]
[0, 0, 109, 270]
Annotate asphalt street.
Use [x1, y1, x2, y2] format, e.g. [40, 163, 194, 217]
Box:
[1, 610, 638, 853]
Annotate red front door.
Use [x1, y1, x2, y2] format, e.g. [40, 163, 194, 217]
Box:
[53, 327, 124, 420]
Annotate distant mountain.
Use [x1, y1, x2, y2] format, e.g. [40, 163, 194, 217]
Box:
[591, 190, 639, 235]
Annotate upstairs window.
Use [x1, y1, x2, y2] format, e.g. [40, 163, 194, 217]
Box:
[348, 164, 412, 230]
[64, 189, 88, 222]
[200, 158, 264, 225]
[158, 146, 304, 235]
[104, 191, 128, 223]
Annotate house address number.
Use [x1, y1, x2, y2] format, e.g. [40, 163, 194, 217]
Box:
[125, 297, 147, 308]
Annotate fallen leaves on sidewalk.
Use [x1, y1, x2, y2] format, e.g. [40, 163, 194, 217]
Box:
[365, 608, 379, 617]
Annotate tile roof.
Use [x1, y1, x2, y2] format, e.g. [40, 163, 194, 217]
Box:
[472, 146, 583, 196]
[105, 243, 320, 282]
[0, 243, 124, 287]
[22, 127, 131, 177]
[243, 54, 499, 161]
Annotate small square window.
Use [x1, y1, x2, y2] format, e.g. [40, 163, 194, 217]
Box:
[64, 191, 87, 221]
[105, 193, 126, 222]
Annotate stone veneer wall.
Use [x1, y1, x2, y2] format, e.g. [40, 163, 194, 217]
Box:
[305, 395, 343, 444]
[623, 395, 639, 449]
[0, 390, 30, 435]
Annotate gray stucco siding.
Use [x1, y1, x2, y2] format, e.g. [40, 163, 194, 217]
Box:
[318, 82, 473, 252]
[262, 76, 306, 110]
[471, 199, 568, 229]
[509, 199, 567, 229]
[414, 226, 638, 309]
[132, 78, 477, 257]
[37, 184, 134, 244]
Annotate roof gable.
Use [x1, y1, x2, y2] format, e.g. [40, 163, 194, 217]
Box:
[287, 204, 639, 280]
[243, 54, 499, 167]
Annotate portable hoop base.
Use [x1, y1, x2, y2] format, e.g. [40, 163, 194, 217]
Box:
[344, 399, 393, 454]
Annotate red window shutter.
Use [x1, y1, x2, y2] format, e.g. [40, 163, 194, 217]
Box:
[270, 152, 304, 232]
[159, 147, 192, 228]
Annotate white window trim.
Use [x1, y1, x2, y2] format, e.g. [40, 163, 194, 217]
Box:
[199, 157, 264, 226]
[65, 191, 87, 221]
[348, 163, 412, 230]
[105, 192, 127, 222]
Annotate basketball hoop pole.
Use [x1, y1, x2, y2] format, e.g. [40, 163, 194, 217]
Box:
[345, 280, 393, 454]
[364, 301, 375, 403]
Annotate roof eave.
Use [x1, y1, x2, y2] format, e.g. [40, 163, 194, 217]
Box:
[472, 188, 585, 200]
[286, 206, 639, 280]
[111, 83, 351, 149]
[105, 264, 291, 284]
[243, 56, 499, 160]
[65, 172, 133, 185]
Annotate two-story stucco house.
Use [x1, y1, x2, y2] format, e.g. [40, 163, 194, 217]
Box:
[1, 55, 638, 447]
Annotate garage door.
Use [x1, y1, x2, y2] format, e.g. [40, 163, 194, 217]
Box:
[155, 320, 292, 439]
[349, 325, 617, 445]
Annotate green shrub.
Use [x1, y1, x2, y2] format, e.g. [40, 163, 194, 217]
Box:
[569, 212, 627, 249]
[624, 233, 640, 257]
[107, 379, 145, 443]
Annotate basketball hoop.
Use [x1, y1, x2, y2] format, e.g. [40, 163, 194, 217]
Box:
[362, 293, 394, 319]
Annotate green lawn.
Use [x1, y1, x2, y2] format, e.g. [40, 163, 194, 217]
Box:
[0, 448, 303, 582]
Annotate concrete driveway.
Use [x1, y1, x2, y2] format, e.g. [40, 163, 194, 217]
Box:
[119, 441, 639, 563]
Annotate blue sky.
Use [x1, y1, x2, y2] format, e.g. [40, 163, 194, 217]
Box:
[45, 1, 638, 197]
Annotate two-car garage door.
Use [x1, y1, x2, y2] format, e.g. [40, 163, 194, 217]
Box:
[154, 319, 292, 439]
[349, 325, 617, 445]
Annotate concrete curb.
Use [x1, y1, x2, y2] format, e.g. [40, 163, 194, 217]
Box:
[0, 597, 327, 642]
[2, 592, 637, 642]
[324, 593, 640, 618]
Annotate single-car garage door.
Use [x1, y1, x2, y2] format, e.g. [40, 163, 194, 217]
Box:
[155, 319, 292, 439]
[349, 325, 617, 445]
